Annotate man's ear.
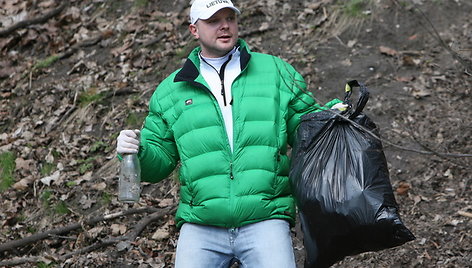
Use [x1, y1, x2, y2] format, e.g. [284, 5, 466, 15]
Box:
[189, 24, 199, 39]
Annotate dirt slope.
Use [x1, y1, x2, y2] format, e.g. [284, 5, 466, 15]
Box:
[0, 0, 471, 267]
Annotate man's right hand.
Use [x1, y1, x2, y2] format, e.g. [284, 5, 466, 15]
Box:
[117, 129, 141, 154]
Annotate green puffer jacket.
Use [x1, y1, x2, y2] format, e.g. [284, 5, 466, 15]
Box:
[138, 39, 340, 228]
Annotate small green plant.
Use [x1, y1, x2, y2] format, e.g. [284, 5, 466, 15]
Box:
[78, 87, 104, 107]
[66, 181, 77, 187]
[51, 150, 61, 158]
[55, 201, 70, 215]
[0, 151, 15, 192]
[16, 214, 27, 222]
[344, 0, 371, 17]
[90, 141, 107, 153]
[101, 191, 112, 205]
[40, 162, 55, 176]
[27, 226, 37, 234]
[41, 189, 53, 208]
[36, 261, 56, 268]
[33, 55, 60, 70]
[77, 156, 98, 174]
[134, 0, 148, 8]
[79, 162, 93, 174]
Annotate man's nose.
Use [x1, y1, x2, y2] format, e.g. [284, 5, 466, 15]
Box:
[220, 20, 229, 30]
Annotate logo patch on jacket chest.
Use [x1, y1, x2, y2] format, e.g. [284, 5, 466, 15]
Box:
[185, 99, 193, 105]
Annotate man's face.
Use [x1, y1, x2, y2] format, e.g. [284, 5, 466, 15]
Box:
[189, 8, 239, 58]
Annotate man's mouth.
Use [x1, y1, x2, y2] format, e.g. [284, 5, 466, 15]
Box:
[218, 35, 232, 41]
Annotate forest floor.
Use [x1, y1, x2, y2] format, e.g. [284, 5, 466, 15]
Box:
[0, 0, 471, 267]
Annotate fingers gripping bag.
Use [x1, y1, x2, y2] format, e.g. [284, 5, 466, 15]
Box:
[290, 81, 415, 268]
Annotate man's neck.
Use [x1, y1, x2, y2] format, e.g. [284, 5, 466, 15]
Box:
[200, 46, 238, 58]
[200, 47, 237, 61]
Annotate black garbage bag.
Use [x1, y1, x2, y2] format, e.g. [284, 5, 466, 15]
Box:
[290, 81, 415, 268]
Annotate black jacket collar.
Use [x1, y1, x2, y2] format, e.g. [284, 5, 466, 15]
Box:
[174, 41, 251, 83]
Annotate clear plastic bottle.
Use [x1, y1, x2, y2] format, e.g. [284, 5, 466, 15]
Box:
[118, 153, 141, 203]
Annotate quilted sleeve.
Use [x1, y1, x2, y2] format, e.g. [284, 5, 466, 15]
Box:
[282, 61, 342, 146]
[138, 84, 179, 183]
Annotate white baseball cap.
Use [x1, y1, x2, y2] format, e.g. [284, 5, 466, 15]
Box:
[190, 0, 241, 24]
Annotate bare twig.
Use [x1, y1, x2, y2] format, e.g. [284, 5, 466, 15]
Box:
[406, 1, 472, 72]
[0, 1, 68, 37]
[400, 123, 470, 168]
[458, 211, 472, 219]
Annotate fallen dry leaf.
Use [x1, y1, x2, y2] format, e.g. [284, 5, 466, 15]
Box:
[152, 227, 170, 241]
[87, 226, 105, 239]
[111, 224, 127, 235]
[158, 198, 174, 208]
[79, 194, 95, 209]
[395, 76, 415, 82]
[402, 55, 420, 66]
[40, 170, 61, 186]
[91, 182, 107, 191]
[12, 175, 35, 191]
[413, 195, 422, 205]
[396, 181, 411, 195]
[38, 0, 56, 8]
[15, 157, 35, 171]
[379, 46, 398, 56]
[412, 88, 431, 99]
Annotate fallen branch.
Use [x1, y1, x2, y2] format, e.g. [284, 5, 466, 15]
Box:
[0, 206, 160, 254]
[0, 1, 68, 37]
[0, 256, 42, 267]
[59, 206, 176, 261]
[0, 206, 176, 266]
[458, 211, 472, 219]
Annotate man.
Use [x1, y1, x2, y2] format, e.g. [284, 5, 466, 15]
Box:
[117, 0, 344, 267]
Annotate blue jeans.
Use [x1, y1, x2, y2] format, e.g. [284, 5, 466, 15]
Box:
[175, 219, 296, 268]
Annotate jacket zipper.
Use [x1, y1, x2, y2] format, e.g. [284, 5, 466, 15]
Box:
[219, 57, 232, 106]
[201, 54, 233, 106]
[230, 162, 234, 180]
[192, 49, 248, 225]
